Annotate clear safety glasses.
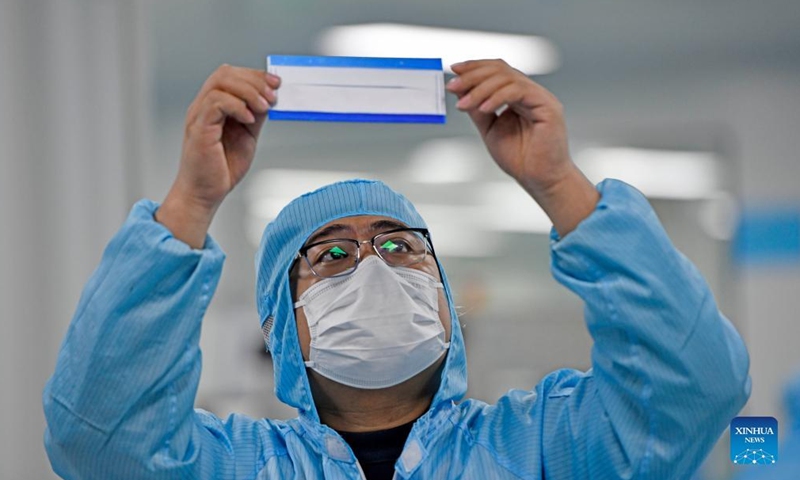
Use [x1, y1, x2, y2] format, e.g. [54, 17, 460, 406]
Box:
[296, 228, 436, 278]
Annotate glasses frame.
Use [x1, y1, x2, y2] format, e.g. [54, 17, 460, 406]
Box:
[296, 227, 438, 278]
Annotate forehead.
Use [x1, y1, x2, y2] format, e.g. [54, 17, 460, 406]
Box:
[303, 215, 410, 245]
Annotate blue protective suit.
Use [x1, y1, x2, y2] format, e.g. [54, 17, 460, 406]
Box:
[44, 179, 751, 479]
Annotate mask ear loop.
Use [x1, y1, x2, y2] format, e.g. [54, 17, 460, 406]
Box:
[293, 295, 315, 368]
[426, 236, 454, 347]
[427, 238, 447, 295]
[261, 316, 274, 352]
[425, 242, 457, 404]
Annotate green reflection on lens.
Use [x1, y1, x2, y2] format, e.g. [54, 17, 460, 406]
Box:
[329, 246, 347, 257]
[380, 240, 399, 252]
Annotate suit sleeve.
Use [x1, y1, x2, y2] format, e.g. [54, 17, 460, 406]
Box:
[539, 179, 751, 478]
[42, 199, 268, 479]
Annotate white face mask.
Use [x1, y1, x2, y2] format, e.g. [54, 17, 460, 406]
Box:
[294, 255, 450, 389]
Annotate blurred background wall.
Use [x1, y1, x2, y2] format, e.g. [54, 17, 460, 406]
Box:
[1, 1, 799, 478]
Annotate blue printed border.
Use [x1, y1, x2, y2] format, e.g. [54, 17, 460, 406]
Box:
[268, 110, 446, 124]
[267, 55, 443, 71]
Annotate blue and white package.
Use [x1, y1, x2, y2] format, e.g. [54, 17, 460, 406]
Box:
[266, 55, 446, 124]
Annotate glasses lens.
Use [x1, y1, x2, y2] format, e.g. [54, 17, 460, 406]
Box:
[305, 240, 358, 277]
[375, 230, 428, 266]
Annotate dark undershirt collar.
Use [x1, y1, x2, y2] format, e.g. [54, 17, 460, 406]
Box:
[337, 420, 415, 480]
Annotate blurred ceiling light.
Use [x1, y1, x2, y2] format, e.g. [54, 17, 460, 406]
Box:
[575, 147, 721, 200]
[317, 23, 560, 75]
[478, 182, 553, 233]
[407, 137, 486, 184]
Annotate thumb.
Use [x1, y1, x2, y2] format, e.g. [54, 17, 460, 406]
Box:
[245, 111, 269, 140]
[464, 107, 496, 138]
[451, 90, 498, 136]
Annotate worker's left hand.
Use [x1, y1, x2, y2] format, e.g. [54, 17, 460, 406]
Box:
[446, 59, 573, 197]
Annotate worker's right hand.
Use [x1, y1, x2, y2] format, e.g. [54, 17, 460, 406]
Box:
[157, 65, 280, 248]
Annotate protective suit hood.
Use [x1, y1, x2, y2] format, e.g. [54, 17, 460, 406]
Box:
[255, 179, 467, 422]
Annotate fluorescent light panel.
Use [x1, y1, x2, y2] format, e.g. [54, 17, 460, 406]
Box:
[576, 147, 721, 200]
[317, 23, 560, 75]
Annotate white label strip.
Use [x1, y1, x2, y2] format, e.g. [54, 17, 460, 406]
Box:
[269, 65, 445, 116]
[266, 56, 447, 123]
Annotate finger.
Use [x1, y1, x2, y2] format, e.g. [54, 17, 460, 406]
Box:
[238, 68, 281, 101]
[227, 67, 281, 102]
[478, 83, 560, 122]
[265, 71, 281, 89]
[454, 75, 515, 111]
[464, 107, 496, 135]
[474, 83, 526, 117]
[196, 90, 256, 127]
[450, 59, 503, 75]
[244, 111, 269, 140]
[462, 83, 540, 134]
[200, 65, 275, 113]
[445, 65, 500, 95]
[220, 66, 281, 95]
[218, 76, 273, 113]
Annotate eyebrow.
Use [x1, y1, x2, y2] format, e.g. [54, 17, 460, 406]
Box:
[303, 219, 410, 247]
[304, 224, 355, 247]
[368, 219, 408, 233]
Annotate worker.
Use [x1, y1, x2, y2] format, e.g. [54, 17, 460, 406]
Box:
[43, 59, 751, 479]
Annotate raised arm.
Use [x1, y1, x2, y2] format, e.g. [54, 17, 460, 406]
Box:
[447, 59, 598, 237]
[449, 60, 750, 478]
[157, 65, 280, 247]
[43, 65, 280, 479]
[546, 179, 750, 477]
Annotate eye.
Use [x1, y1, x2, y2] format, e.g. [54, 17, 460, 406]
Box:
[315, 245, 350, 264]
[379, 238, 412, 254]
